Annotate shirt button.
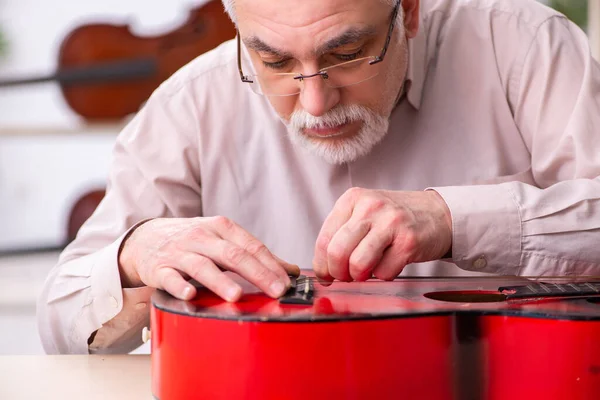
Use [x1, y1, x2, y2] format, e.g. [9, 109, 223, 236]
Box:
[142, 327, 151, 343]
[473, 256, 487, 270]
[135, 302, 147, 310]
[109, 296, 119, 308]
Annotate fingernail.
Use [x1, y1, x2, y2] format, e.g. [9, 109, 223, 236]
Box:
[270, 281, 286, 297]
[316, 277, 333, 287]
[225, 286, 241, 302]
[181, 286, 194, 300]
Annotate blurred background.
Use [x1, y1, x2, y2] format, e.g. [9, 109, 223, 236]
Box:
[0, 0, 237, 355]
[0, 0, 597, 355]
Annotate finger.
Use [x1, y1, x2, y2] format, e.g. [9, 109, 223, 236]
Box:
[348, 228, 393, 281]
[273, 255, 301, 277]
[372, 239, 410, 281]
[194, 240, 288, 298]
[211, 217, 292, 285]
[179, 271, 191, 280]
[237, 236, 294, 283]
[179, 253, 242, 302]
[316, 276, 333, 287]
[327, 219, 371, 281]
[313, 191, 357, 281]
[313, 244, 334, 284]
[155, 268, 197, 301]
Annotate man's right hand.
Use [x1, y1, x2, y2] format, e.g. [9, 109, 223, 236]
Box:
[118, 217, 299, 302]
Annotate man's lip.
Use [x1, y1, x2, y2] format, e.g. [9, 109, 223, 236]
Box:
[303, 123, 348, 138]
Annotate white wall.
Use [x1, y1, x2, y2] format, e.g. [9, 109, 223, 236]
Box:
[0, 131, 116, 250]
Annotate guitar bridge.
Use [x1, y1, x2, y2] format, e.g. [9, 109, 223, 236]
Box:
[279, 275, 314, 305]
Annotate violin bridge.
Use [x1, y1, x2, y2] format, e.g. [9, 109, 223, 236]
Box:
[279, 275, 314, 305]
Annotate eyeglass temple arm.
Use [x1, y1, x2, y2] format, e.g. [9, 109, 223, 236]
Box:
[237, 34, 254, 83]
[370, 0, 401, 65]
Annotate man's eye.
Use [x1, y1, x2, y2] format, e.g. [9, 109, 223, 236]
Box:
[334, 50, 363, 62]
[262, 59, 290, 70]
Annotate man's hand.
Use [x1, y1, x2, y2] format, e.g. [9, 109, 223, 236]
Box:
[313, 188, 452, 283]
[118, 217, 300, 302]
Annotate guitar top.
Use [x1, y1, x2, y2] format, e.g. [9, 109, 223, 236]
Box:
[152, 272, 600, 322]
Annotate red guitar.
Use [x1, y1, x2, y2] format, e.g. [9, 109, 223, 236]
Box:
[149, 272, 600, 400]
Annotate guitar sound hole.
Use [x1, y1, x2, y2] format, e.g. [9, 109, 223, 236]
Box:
[424, 290, 507, 303]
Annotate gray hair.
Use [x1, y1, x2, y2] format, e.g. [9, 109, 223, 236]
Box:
[221, 0, 399, 25]
[222, 0, 236, 22]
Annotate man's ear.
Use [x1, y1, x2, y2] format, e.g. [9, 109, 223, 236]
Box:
[402, 0, 420, 38]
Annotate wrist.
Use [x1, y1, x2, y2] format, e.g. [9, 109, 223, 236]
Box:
[118, 243, 139, 288]
[117, 220, 152, 288]
[427, 190, 453, 258]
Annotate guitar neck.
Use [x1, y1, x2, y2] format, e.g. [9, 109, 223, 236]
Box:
[499, 282, 600, 299]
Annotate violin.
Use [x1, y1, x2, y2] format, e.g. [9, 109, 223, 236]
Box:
[0, 0, 235, 121]
[66, 189, 105, 245]
[148, 272, 600, 400]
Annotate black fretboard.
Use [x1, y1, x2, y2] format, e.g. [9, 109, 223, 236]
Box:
[499, 282, 600, 299]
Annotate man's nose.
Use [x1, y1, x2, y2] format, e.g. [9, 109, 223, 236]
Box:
[298, 74, 340, 117]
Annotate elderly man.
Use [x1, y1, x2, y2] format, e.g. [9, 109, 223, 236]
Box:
[38, 0, 600, 354]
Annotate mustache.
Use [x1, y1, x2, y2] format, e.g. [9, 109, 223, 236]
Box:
[289, 105, 376, 130]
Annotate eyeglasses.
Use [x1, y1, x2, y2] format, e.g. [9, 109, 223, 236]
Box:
[237, 0, 401, 97]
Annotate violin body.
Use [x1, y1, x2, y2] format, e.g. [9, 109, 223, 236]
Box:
[0, 0, 235, 121]
[66, 189, 105, 245]
[150, 273, 600, 400]
[58, 0, 235, 120]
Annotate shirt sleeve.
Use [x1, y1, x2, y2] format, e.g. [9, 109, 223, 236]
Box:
[37, 87, 203, 354]
[429, 16, 600, 277]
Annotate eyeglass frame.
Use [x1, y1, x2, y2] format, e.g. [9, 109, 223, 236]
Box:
[236, 0, 402, 86]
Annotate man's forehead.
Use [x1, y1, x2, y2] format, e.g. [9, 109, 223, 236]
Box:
[236, 0, 387, 30]
[244, 26, 379, 59]
[236, 0, 389, 56]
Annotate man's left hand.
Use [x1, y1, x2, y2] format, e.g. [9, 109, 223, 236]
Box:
[313, 188, 453, 283]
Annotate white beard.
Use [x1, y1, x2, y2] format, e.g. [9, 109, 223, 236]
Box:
[286, 104, 390, 165]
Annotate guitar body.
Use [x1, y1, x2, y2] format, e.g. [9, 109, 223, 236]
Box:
[149, 274, 600, 400]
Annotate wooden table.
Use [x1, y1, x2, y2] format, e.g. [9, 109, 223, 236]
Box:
[0, 355, 151, 400]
